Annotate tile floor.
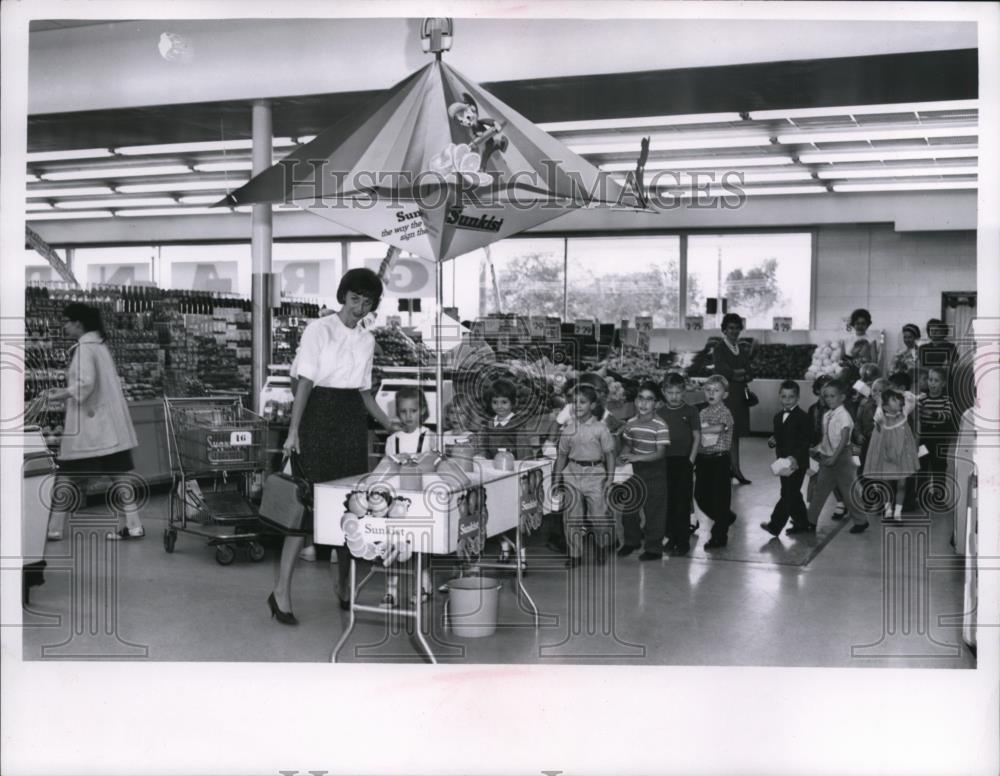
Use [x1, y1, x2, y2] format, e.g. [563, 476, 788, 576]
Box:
[22, 438, 975, 667]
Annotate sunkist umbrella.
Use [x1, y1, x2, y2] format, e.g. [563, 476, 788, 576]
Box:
[222, 34, 639, 443]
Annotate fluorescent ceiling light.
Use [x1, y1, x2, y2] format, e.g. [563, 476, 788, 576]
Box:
[539, 113, 743, 133]
[116, 139, 253, 155]
[193, 161, 254, 173]
[26, 202, 54, 211]
[602, 155, 793, 172]
[26, 174, 39, 183]
[737, 185, 827, 196]
[633, 170, 813, 187]
[178, 195, 223, 205]
[41, 165, 192, 181]
[274, 137, 298, 148]
[27, 185, 114, 198]
[662, 185, 826, 199]
[833, 181, 977, 193]
[118, 207, 223, 217]
[26, 210, 113, 220]
[296, 135, 317, 144]
[778, 126, 977, 144]
[117, 179, 248, 193]
[56, 197, 177, 209]
[233, 205, 254, 213]
[749, 100, 978, 121]
[570, 135, 772, 155]
[817, 165, 978, 180]
[800, 148, 978, 164]
[26, 148, 114, 162]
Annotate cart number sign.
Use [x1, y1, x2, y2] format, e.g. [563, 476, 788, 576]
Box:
[229, 431, 252, 446]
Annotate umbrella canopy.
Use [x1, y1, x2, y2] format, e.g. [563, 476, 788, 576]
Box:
[222, 60, 629, 262]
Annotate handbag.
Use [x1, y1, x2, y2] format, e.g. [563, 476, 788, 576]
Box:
[258, 454, 313, 532]
[744, 388, 759, 407]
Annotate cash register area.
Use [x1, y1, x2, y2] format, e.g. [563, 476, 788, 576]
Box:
[21, 437, 973, 668]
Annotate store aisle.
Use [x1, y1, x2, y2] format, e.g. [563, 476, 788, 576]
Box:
[22, 440, 973, 667]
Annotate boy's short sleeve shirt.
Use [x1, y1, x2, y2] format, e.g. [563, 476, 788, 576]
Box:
[699, 402, 734, 453]
[623, 415, 671, 455]
[820, 405, 853, 456]
[656, 404, 699, 457]
[558, 415, 615, 461]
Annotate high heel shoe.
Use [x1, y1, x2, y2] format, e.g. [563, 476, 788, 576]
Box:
[734, 475, 752, 485]
[267, 593, 298, 625]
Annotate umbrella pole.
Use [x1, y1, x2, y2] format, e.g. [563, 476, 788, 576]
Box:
[436, 258, 444, 452]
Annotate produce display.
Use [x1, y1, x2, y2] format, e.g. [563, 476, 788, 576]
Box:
[804, 340, 845, 380]
[751, 344, 817, 380]
[599, 347, 666, 384]
[373, 325, 433, 367]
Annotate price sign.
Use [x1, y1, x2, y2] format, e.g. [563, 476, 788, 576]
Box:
[545, 320, 561, 343]
[685, 316, 704, 331]
[635, 316, 653, 333]
[529, 316, 547, 339]
[387, 315, 402, 327]
[229, 431, 252, 447]
[574, 319, 595, 338]
[772, 316, 792, 332]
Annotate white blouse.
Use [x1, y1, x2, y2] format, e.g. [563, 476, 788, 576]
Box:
[290, 313, 375, 390]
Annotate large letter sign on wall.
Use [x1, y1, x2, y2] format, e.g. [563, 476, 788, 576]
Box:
[363, 257, 433, 298]
[172, 261, 238, 293]
[87, 263, 151, 287]
[278, 262, 320, 296]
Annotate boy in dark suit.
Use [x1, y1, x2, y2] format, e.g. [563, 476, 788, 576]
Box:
[761, 381, 812, 536]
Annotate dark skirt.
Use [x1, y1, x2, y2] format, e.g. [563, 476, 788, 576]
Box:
[292, 387, 369, 484]
[724, 383, 750, 438]
[57, 448, 135, 475]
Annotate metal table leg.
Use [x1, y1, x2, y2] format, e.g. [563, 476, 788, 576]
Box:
[515, 522, 539, 627]
[331, 558, 357, 663]
[412, 551, 437, 664]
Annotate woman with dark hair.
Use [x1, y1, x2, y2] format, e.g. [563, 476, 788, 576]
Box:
[892, 323, 922, 387]
[712, 313, 753, 484]
[841, 308, 881, 379]
[44, 303, 143, 541]
[269, 268, 397, 625]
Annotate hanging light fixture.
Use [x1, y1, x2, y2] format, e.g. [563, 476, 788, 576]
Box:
[420, 18, 453, 56]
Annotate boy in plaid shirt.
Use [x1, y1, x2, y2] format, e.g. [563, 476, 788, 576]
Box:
[695, 375, 737, 549]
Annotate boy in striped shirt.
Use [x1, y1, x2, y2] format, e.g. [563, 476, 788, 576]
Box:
[618, 381, 672, 560]
[917, 367, 956, 513]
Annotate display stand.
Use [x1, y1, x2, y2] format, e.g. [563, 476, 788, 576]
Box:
[315, 459, 551, 663]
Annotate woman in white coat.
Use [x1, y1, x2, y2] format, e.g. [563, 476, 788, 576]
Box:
[45, 303, 144, 541]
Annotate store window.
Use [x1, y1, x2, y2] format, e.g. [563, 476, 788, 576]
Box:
[566, 236, 682, 326]
[481, 238, 565, 317]
[686, 233, 812, 330]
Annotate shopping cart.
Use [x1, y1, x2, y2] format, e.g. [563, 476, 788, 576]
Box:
[163, 396, 273, 565]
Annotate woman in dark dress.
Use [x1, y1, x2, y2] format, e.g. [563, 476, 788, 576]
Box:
[269, 269, 396, 625]
[712, 313, 754, 484]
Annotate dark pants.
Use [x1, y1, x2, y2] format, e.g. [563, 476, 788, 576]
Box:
[694, 453, 735, 540]
[919, 439, 951, 512]
[767, 466, 808, 531]
[621, 460, 669, 553]
[665, 457, 694, 550]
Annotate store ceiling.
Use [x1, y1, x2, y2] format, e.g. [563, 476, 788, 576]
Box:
[24, 48, 979, 224]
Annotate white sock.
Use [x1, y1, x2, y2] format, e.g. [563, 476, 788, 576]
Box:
[893, 503, 903, 518]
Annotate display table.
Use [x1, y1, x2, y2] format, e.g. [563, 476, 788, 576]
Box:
[314, 458, 552, 663]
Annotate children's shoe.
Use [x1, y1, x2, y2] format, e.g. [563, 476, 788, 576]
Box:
[638, 551, 662, 561]
[831, 508, 847, 521]
[667, 544, 690, 557]
[786, 523, 816, 535]
[298, 545, 317, 562]
[849, 523, 870, 534]
[704, 536, 728, 550]
[616, 545, 639, 558]
[760, 521, 782, 537]
[106, 526, 145, 541]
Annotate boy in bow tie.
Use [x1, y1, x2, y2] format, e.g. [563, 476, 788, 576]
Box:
[761, 381, 812, 536]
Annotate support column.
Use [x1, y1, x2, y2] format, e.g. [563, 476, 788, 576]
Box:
[251, 100, 274, 411]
